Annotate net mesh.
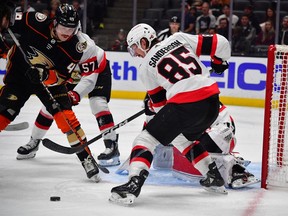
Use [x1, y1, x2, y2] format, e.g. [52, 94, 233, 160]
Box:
[267, 45, 288, 187]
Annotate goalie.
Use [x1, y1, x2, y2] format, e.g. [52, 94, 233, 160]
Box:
[152, 101, 260, 189]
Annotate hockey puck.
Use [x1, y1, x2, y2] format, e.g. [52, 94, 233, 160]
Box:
[50, 196, 61, 201]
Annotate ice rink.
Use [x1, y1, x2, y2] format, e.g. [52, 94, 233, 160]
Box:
[1, 95, 287, 216]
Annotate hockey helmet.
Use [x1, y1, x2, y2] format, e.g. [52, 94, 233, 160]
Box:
[55, 4, 79, 28]
[126, 23, 156, 56]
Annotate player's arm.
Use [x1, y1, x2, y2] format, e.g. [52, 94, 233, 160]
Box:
[140, 66, 167, 113]
[181, 33, 230, 74]
[70, 38, 107, 104]
[197, 34, 230, 74]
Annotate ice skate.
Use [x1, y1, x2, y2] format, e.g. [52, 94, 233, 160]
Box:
[200, 162, 228, 194]
[98, 134, 120, 167]
[82, 155, 101, 182]
[17, 137, 41, 160]
[229, 164, 260, 189]
[109, 170, 149, 206]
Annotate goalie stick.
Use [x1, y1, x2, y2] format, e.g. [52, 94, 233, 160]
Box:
[5, 122, 29, 131]
[42, 109, 145, 154]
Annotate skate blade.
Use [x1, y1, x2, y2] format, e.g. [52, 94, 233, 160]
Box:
[231, 177, 261, 189]
[203, 185, 228, 195]
[90, 174, 101, 183]
[16, 152, 37, 160]
[109, 192, 136, 206]
[99, 157, 120, 167]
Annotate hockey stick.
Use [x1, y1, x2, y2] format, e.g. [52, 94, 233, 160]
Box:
[42, 109, 145, 154]
[4, 122, 29, 131]
[6, 28, 109, 174]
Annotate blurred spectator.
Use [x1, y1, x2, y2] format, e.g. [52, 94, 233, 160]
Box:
[255, 20, 275, 45]
[239, 5, 261, 35]
[216, 17, 229, 39]
[279, 16, 288, 45]
[72, 0, 93, 37]
[89, 0, 107, 30]
[15, 0, 35, 13]
[157, 16, 181, 41]
[195, 1, 216, 34]
[184, 5, 197, 34]
[260, 7, 276, 31]
[209, 0, 222, 18]
[233, 15, 256, 54]
[216, 4, 239, 29]
[72, 0, 83, 21]
[110, 29, 128, 51]
[48, 0, 60, 18]
[192, 0, 203, 12]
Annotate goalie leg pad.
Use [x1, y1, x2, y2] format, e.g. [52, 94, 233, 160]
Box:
[152, 144, 174, 170]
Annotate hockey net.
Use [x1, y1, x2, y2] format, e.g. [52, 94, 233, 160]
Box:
[262, 45, 288, 188]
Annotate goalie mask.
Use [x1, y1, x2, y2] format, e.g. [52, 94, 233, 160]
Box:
[126, 23, 156, 57]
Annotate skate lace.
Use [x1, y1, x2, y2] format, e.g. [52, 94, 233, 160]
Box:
[102, 147, 113, 155]
[83, 157, 95, 172]
[23, 139, 39, 150]
[127, 178, 139, 192]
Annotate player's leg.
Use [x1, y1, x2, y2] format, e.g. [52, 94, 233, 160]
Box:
[16, 105, 54, 159]
[175, 96, 227, 193]
[110, 99, 224, 204]
[109, 130, 156, 205]
[39, 85, 100, 182]
[0, 84, 29, 131]
[88, 60, 120, 167]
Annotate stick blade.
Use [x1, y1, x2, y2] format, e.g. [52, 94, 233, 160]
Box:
[5, 122, 29, 131]
[42, 138, 75, 154]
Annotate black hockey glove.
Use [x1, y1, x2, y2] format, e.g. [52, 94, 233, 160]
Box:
[144, 96, 156, 116]
[25, 64, 48, 84]
[210, 56, 229, 75]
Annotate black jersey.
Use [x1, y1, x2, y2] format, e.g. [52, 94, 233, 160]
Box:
[4, 12, 85, 85]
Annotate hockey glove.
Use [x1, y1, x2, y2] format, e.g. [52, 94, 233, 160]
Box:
[210, 56, 229, 75]
[25, 64, 48, 84]
[144, 96, 156, 116]
[68, 90, 80, 106]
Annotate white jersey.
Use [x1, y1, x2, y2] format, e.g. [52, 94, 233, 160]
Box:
[139, 32, 231, 112]
[72, 32, 107, 99]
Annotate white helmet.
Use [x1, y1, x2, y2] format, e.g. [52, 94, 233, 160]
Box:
[126, 23, 157, 56]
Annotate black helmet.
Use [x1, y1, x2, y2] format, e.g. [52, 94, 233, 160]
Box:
[55, 4, 79, 28]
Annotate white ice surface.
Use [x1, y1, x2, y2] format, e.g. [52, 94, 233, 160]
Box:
[1, 96, 288, 216]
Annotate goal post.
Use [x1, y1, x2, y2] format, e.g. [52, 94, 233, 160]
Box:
[261, 44, 288, 188]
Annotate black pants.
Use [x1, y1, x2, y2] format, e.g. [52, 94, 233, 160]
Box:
[146, 95, 219, 145]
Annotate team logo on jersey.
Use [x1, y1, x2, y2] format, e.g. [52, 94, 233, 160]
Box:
[76, 41, 87, 53]
[27, 46, 54, 68]
[35, 12, 47, 22]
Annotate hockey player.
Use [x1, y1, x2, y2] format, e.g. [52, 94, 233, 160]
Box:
[109, 23, 230, 205]
[16, 60, 120, 167]
[0, 4, 104, 182]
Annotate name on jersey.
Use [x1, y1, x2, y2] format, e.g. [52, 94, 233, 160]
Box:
[149, 40, 182, 67]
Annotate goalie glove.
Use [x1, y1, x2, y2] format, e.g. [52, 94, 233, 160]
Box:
[25, 64, 48, 84]
[68, 90, 80, 106]
[210, 56, 229, 75]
